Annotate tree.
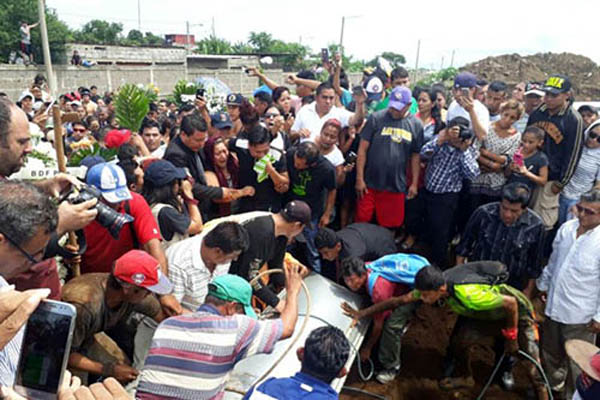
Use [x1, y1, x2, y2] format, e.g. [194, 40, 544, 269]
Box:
[381, 51, 406, 65]
[196, 35, 232, 54]
[248, 31, 274, 53]
[73, 20, 123, 44]
[0, 0, 72, 63]
[126, 29, 144, 44]
[143, 32, 163, 46]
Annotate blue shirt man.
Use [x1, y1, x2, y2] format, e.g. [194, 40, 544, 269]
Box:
[244, 326, 350, 400]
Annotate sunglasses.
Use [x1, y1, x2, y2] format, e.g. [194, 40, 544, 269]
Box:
[588, 132, 600, 143]
[576, 204, 599, 216]
[73, 128, 86, 133]
[0, 230, 41, 264]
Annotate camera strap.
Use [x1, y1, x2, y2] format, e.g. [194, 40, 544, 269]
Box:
[53, 229, 88, 258]
[124, 201, 140, 249]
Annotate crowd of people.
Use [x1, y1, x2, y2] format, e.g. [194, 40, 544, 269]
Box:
[0, 54, 599, 400]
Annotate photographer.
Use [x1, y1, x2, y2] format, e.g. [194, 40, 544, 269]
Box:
[0, 180, 58, 387]
[420, 117, 480, 268]
[0, 98, 97, 298]
[80, 163, 182, 316]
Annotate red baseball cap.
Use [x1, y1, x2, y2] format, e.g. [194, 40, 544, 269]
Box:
[104, 129, 132, 149]
[113, 250, 173, 295]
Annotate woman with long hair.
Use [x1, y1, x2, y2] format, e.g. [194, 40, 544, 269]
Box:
[142, 160, 203, 250]
[272, 86, 296, 134]
[204, 136, 255, 218]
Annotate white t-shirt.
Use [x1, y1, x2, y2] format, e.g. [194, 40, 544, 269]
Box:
[151, 143, 167, 159]
[291, 102, 352, 142]
[446, 99, 490, 133]
[323, 145, 344, 167]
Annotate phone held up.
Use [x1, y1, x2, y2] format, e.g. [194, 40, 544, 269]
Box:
[14, 300, 77, 400]
[344, 151, 357, 166]
[321, 48, 329, 64]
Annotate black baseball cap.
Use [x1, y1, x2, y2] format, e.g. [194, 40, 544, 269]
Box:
[578, 105, 598, 115]
[281, 200, 312, 227]
[226, 93, 244, 106]
[542, 74, 572, 94]
[144, 160, 187, 186]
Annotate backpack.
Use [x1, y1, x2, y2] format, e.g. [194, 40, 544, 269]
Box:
[444, 261, 509, 287]
[367, 253, 430, 296]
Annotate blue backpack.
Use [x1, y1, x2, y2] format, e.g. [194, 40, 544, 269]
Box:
[366, 253, 430, 296]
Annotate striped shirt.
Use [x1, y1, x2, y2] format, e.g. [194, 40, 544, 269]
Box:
[421, 138, 480, 193]
[136, 304, 283, 400]
[562, 145, 600, 200]
[166, 233, 231, 311]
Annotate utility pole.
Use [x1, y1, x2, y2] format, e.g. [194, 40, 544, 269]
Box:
[186, 21, 190, 54]
[450, 49, 455, 68]
[440, 56, 444, 70]
[37, 0, 56, 97]
[212, 16, 216, 37]
[339, 16, 345, 54]
[137, 0, 141, 31]
[413, 39, 421, 84]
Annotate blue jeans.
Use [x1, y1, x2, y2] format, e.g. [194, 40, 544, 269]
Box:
[558, 195, 578, 226]
[303, 218, 321, 273]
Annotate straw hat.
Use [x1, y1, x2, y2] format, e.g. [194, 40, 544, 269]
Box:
[566, 339, 600, 381]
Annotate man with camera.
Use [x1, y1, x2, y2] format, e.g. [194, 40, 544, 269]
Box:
[355, 86, 424, 230]
[80, 163, 182, 316]
[0, 180, 59, 387]
[420, 116, 480, 268]
[446, 72, 490, 142]
[0, 98, 98, 298]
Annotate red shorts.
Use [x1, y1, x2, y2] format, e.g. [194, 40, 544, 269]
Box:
[355, 188, 405, 228]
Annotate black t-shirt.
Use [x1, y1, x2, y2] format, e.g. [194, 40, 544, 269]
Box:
[229, 137, 287, 213]
[228, 215, 287, 307]
[286, 148, 336, 219]
[361, 109, 424, 193]
[338, 223, 397, 262]
[157, 206, 190, 241]
[507, 151, 549, 192]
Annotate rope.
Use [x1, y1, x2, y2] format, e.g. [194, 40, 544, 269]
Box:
[476, 350, 554, 400]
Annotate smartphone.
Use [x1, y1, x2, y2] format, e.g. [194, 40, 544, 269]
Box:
[321, 48, 329, 64]
[513, 150, 524, 167]
[344, 151, 357, 165]
[461, 88, 470, 98]
[14, 300, 77, 400]
[352, 85, 364, 97]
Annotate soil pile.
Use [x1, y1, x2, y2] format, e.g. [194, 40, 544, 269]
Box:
[461, 52, 600, 100]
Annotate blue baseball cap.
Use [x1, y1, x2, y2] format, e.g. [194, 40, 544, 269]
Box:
[86, 163, 132, 203]
[226, 93, 244, 106]
[144, 160, 187, 186]
[388, 86, 412, 111]
[454, 72, 478, 89]
[210, 112, 233, 130]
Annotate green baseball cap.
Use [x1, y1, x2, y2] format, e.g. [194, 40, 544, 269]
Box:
[208, 274, 257, 319]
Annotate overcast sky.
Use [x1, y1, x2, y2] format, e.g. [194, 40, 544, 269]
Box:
[46, 0, 600, 69]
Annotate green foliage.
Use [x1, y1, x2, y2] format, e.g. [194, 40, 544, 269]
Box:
[114, 84, 150, 132]
[197, 35, 232, 54]
[171, 79, 200, 107]
[68, 142, 118, 167]
[73, 19, 123, 45]
[0, 0, 71, 63]
[416, 67, 458, 87]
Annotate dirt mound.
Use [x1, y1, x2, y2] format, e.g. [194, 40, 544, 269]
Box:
[462, 52, 600, 100]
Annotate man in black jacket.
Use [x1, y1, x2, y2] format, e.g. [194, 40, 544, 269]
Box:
[527, 74, 584, 229]
[164, 114, 247, 217]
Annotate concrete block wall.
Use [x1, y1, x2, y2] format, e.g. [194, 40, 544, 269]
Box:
[0, 65, 365, 102]
[66, 43, 187, 64]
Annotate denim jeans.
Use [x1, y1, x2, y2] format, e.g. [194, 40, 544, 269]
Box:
[303, 217, 321, 273]
[558, 195, 578, 226]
